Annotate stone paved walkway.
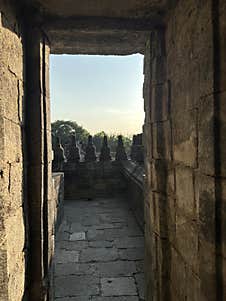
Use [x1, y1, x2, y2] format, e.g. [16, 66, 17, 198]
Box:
[54, 196, 145, 301]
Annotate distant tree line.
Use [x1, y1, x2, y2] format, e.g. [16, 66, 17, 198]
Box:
[51, 120, 132, 153]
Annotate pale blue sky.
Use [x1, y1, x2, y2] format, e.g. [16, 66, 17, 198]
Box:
[50, 54, 144, 136]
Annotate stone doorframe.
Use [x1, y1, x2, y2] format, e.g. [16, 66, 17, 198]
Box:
[24, 21, 155, 299]
[25, 25, 52, 300]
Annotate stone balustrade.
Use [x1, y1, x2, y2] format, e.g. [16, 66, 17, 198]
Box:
[52, 133, 144, 172]
[51, 133, 145, 229]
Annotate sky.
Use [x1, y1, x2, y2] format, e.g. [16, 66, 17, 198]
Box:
[50, 54, 144, 136]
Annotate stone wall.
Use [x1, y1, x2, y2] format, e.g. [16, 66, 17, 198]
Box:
[25, 24, 53, 300]
[0, 1, 55, 299]
[122, 161, 144, 230]
[49, 172, 64, 300]
[0, 1, 26, 300]
[64, 162, 127, 200]
[144, 0, 226, 300]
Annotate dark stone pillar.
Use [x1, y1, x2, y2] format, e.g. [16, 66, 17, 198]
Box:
[25, 25, 51, 301]
[143, 29, 171, 301]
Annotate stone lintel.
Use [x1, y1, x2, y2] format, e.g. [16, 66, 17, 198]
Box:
[43, 17, 165, 55]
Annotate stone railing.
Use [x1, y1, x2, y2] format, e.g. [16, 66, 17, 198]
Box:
[52, 172, 64, 231]
[52, 133, 144, 172]
[48, 172, 64, 300]
[121, 160, 145, 229]
[52, 133, 145, 230]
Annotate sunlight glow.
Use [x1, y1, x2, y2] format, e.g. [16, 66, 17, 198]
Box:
[50, 54, 144, 136]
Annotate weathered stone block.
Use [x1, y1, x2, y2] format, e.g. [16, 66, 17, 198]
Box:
[5, 208, 25, 301]
[170, 247, 186, 300]
[4, 160, 23, 211]
[144, 231, 155, 301]
[151, 56, 166, 84]
[221, 179, 226, 260]
[101, 277, 137, 296]
[152, 120, 172, 160]
[144, 200, 151, 234]
[143, 122, 152, 160]
[135, 273, 145, 299]
[151, 159, 175, 196]
[151, 81, 170, 122]
[80, 247, 118, 262]
[219, 1, 226, 92]
[173, 109, 197, 167]
[152, 193, 176, 241]
[175, 166, 195, 217]
[93, 297, 139, 301]
[0, 24, 23, 80]
[3, 117, 23, 164]
[55, 249, 79, 264]
[195, 173, 215, 245]
[144, 38, 151, 75]
[170, 60, 200, 113]
[223, 258, 226, 300]
[198, 96, 215, 176]
[0, 249, 8, 301]
[155, 235, 172, 282]
[218, 91, 226, 177]
[0, 67, 24, 124]
[175, 213, 198, 273]
[55, 275, 99, 298]
[185, 267, 200, 301]
[143, 77, 151, 124]
[96, 261, 137, 277]
[118, 248, 143, 261]
[198, 238, 217, 301]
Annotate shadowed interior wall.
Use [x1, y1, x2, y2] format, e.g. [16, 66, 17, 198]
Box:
[166, 1, 215, 300]
[0, 1, 26, 300]
[0, 2, 53, 300]
[144, 0, 226, 300]
[25, 24, 52, 301]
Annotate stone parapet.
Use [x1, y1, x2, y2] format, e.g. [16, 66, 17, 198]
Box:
[52, 173, 64, 231]
[64, 161, 127, 200]
[121, 161, 145, 230]
[48, 172, 64, 300]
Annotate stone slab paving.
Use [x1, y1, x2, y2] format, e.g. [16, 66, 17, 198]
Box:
[54, 197, 145, 300]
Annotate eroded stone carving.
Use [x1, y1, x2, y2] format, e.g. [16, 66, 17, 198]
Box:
[67, 135, 80, 163]
[115, 135, 127, 161]
[99, 135, 111, 161]
[53, 137, 66, 171]
[130, 134, 144, 163]
[85, 135, 97, 162]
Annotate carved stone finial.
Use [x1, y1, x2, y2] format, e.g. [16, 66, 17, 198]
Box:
[99, 136, 111, 161]
[85, 135, 97, 162]
[53, 137, 65, 171]
[115, 135, 127, 161]
[130, 134, 144, 163]
[67, 134, 80, 163]
[130, 135, 137, 161]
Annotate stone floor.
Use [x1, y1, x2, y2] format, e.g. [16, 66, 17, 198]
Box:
[54, 196, 145, 301]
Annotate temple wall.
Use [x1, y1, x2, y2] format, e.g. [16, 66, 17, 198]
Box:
[166, 1, 215, 300]
[144, 0, 226, 300]
[0, 1, 26, 300]
[0, 2, 55, 300]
